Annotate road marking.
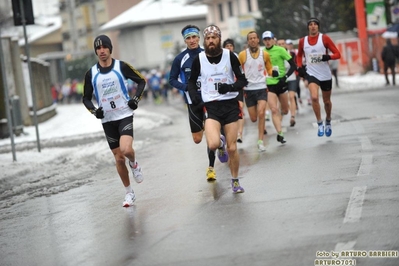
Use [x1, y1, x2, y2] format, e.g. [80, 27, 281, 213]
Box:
[357, 154, 373, 176]
[343, 186, 367, 223]
[334, 241, 357, 252]
[359, 136, 373, 151]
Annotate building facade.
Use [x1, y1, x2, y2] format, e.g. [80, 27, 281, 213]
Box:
[188, 0, 261, 50]
[100, 0, 208, 70]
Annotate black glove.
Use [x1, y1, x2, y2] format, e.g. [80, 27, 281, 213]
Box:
[272, 70, 279, 77]
[277, 76, 287, 86]
[217, 83, 234, 94]
[188, 90, 202, 105]
[321, 55, 331, 61]
[128, 96, 139, 110]
[297, 66, 307, 78]
[93, 107, 104, 119]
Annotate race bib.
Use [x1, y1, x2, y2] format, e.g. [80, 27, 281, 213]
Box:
[308, 53, 323, 64]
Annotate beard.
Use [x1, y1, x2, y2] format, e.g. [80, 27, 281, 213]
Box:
[205, 41, 223, 57]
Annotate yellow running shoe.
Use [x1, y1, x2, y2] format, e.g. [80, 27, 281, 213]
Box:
[206, 167, 216, 181]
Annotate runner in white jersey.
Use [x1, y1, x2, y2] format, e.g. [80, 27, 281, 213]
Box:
[296, 18, 341, 137]
[188, 25, 248, 194]
[238, 31, 277, 151]
[82, 35, 146, 207]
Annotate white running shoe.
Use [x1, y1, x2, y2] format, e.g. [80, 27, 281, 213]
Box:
[122, 192, 136, 207]
[257, 140, 266, 152]
[129, 161, 144, 183]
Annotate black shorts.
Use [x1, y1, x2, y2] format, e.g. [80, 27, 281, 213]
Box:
[267, 84, 288, 96]
[244, 89, 268, 107]
[307, 75, 332, 91]
[236, 89, 244, 102]
[102, 116, 134, 150]
[204, 99, 240, 126]
[187, 102, 205, 133]
[287, 80, 298, 92]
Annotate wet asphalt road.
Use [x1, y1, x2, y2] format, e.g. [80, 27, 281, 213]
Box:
[1, 87, 399, 266]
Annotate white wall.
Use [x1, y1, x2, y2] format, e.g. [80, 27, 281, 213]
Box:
[118, 18, 207, 70]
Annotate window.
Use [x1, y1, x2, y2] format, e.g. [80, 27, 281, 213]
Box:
[247, 0, 252, 12]
[228, 1, 233, 17]
[218, 3, 224, 22]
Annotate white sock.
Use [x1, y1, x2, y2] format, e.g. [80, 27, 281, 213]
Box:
[129, 160, 137, 168]
[125, 185, 133, 194]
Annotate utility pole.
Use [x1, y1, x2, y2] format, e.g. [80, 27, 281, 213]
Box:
[19, 0, 41, 153]
[309, 0, 314, 17]
[68, 0, 79, 52]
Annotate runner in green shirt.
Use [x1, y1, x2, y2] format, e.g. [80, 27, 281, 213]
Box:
[262, 31, 296, 144]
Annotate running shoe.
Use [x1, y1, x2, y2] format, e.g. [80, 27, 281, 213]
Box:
[237, 133, 243, 143]
[122, 192, 136, 207]
[265, 111, 270, 121]
[231, 179, 244, 193]
[217, 135, 229, 163]
[257, 140, 266, 152]
[277, 134, 286, 144]
[206, 167, 216, 181]
[317, 123, 324, 137]
[325, 124, 332, 137]
[290, 116, 296, 127]
[129, 161, 144, 183]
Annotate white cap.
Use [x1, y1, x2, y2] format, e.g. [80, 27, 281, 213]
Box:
[286, 39, 293, 44]
[262, 31, 274, 39]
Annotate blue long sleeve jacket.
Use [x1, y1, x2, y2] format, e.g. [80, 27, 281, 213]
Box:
[169, 46, 203, 102]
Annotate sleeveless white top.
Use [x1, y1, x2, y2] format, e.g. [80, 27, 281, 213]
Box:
[303, 34, 332, 81]
[243, 48, 267, 91]
[199, 49, 237, 102]
[91, 60, 133, 123]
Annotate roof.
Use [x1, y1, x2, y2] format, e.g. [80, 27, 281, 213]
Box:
[19, 16, 62, 46]
[100, 0, 208, 32]
[1, 16, 62, 47]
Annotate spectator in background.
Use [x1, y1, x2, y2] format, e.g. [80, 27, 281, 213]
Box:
[148, 69, 162, 104]
[162, 66, 172, 101]
[61, 79, 71, 104]
[329, 59, 339, 88]
[70, 79, 78, 103]
[381, 39, 396, 86]
[51, 83, 59, 103]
